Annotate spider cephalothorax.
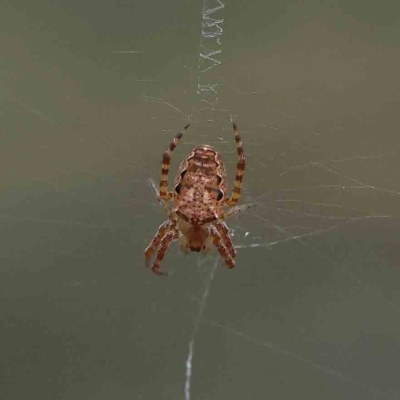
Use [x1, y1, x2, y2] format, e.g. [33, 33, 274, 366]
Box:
[144, 123, 246, 275]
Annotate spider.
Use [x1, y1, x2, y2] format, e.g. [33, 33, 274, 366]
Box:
[144, 122, 247, 275]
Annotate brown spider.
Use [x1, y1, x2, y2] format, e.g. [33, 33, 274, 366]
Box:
[144, 123, 247, 275]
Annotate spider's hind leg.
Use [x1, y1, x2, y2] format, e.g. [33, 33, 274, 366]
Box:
[226, 123, 245, 206]
[149, 179, 174, 218]
[159, 124, 190, 200]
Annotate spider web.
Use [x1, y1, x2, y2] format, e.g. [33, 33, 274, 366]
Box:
[1, 0, 400, 399]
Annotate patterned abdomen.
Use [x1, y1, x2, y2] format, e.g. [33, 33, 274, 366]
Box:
[174, 145, 227, 225]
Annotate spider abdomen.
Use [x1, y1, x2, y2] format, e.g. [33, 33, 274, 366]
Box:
[174, 145, 227, 225]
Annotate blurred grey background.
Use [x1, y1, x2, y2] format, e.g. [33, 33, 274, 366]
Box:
[1, 0, 400, 399]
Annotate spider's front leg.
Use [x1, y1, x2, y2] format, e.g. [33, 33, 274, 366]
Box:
[144, 220, 173, 268]
[208, 225, 235, 269]
[151, 229, 179, 275]
[213, 220, 237, 260]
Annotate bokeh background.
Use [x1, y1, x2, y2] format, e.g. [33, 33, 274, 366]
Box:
[1, 1, 400, 399]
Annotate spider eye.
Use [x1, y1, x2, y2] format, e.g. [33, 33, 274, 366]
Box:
[217, 189, 223, 201]
[175, 183, 182, 194]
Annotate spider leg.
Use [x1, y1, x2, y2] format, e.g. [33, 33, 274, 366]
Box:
[159, 123, 190, 201]
[149, 178, 173, 218]
[151, 229, 179, 275]
[144, 220, 174, 267]
[213, 220, 237, 259]
[226, 123, 245, 206]
[208, 225, 235, 269]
